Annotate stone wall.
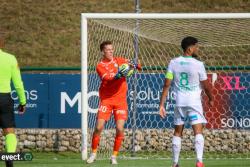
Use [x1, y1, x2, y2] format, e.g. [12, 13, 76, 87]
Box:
[0, 129, 249, 154]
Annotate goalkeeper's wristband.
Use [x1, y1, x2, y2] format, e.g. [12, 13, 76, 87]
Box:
[130, 59, 138, 69]
[114, 72, 122, 79]
[133, 59, 139, 67]
[130, 59, 141, 70]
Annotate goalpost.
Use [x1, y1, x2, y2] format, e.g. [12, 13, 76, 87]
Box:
[81, 13, 250, 160]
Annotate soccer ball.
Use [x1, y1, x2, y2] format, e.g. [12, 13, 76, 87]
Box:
[119, 63, 130, 72]
[127, 68, 135, 77]
[119, 63, 134, 77]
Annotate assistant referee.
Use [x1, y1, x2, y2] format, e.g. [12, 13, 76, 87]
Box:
[0, 33, 26, 167]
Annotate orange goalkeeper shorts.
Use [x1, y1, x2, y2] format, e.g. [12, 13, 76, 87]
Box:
[97, 100, 128, 121]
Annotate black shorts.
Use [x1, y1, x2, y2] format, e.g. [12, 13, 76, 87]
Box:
[0, 93, 16, 128]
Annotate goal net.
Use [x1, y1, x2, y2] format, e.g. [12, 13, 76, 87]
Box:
[81, 13, 250, 160]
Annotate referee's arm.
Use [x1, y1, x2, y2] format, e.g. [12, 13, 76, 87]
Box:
[11, 58, 26, 106]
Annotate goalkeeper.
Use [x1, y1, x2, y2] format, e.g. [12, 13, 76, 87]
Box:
[159, 36, 213, 167]
[87, 41, 141, 165]
[0, 33, 26, 167]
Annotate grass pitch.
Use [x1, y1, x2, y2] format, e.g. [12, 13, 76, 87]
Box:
[2, 152, 249, 167]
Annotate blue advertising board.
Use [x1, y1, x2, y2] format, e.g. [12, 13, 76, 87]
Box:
[13, 74, 49, 128]
[13, 73, 249, 129]
[48, 74, 81, 128]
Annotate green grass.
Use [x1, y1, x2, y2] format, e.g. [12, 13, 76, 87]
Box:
[2, 152, 249, 167]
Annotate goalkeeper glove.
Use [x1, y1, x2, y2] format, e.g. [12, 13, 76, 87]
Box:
[114, 64, 130, 79]
[114, 71, 123, 79]
[119, 64, 130, 76]
[114, 67, 126, 79]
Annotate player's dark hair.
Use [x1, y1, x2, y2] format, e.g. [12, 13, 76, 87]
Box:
[100, 41, 112, 51]
[181, 36, 198, 52]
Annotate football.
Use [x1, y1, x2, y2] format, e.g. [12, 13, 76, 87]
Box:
[119, 63, 134, 77]
[126, 68, 135, 77]
[119, 63, 130, 72]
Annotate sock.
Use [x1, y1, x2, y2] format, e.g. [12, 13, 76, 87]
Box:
[5, 160, 13, 167]
[112, 133, 124, 156]
[112, 151, 118, 157]
[5, 133, 17, 153]
[91, 134, 100, 153]
[172, 136, 181, 165]
[195, 134, 204, 162]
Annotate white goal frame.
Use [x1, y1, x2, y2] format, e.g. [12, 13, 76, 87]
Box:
[81, 13, 250, 160]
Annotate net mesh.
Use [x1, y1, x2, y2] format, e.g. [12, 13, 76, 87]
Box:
[85, 17, 250, 159]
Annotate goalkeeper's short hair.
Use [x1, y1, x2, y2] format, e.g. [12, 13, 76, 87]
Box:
[100, 40, 112, 51]
[181, 36, 198, 51]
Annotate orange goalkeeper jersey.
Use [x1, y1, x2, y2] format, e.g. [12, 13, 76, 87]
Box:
[96, 57, 128, 102]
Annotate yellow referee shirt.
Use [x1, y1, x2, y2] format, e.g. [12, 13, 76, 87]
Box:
[0, 49, 26, 105]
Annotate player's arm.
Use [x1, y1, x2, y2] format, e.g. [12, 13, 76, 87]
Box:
[128, 58, 142, 70]
[96, 64, 123, 81]
[11, 58, 26, 113]
[159, 72, 173, 119]
[201, 79, 214, 107]
[199, 62, 214, 107]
